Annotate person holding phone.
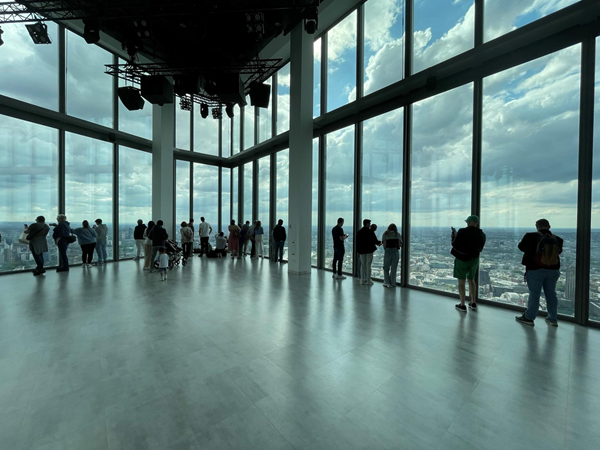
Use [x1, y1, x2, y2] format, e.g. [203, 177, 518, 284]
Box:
[452, 215, 486, 312]
[331, 217, 348, 280]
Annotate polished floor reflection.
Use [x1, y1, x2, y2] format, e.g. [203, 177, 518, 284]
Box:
[1, 258, 599, 450]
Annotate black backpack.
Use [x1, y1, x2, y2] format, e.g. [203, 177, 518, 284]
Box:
[535, 232, 560, 268]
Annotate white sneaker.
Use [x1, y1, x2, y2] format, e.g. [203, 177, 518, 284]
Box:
[367, 281, 374, 286]
[337, 275, 347, 280]
[87, 264, 93, 268]
[383, 284, 390, 288]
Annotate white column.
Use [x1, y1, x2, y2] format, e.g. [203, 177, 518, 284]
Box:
[152, 102, 175, 238]
[288, 24, 314, 275]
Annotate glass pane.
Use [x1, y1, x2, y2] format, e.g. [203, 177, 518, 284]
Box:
[277, 63, 290, 135]
[176, 104, 191, 150]
[222, 118, 231, 157]
[413, 0, 474, 75]
[65, 133, 114, 264]
[118, 60, 152, 139]
[118, 147, 152, 259]
[66, 32, 113, 127]
[244, 163, 253, 222]
[193, 164, 219, 248]
[592, 38, 600, 322]
[312, 138, 319, 266]
[233, 106, 241, 154]
[244, 99, 255, 150]
[0, 22, 58, 110]
[259, 157, 270, 256]
[484, 0, 580, 43]
[481, 45, 580, 318]
[258, 78, 273, 144]
[410, 84, 473, 293]
[364, 0, 405, 95]
[221, 168, 231, 232]
[232, 167, 239, 222]
[327, 11, 357, 112]
[193, 103, 219, 155]
[0, 117, 59, 272]
[314, 39, 321, 118]
[362, 108, 403, 283]
[277, 150, 290, 260]
[325, 126, 354, 273]
[176, 160, 191, 230]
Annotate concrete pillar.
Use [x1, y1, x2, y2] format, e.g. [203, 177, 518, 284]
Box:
[288, 24, 314, 275]
[152, 102, 175, 238]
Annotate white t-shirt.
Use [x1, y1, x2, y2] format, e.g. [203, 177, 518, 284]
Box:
[159, 254, 169, 269]
[199, 222, 211, 237]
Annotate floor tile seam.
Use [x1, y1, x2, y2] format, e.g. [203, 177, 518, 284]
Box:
[250, 400, 300, 450]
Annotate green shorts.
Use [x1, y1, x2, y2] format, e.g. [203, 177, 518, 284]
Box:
[453, 258, 479, 280]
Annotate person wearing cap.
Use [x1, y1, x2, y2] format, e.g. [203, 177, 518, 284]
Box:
[25, 216, 50, 276]
[515, 218, 563, 327]
[452, 215, 486, 312]
[93, 218, 108, 265]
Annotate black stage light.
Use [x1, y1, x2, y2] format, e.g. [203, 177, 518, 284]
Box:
[225, 104, 234, 119]
[304, 7, 318, 35]
[174, 75, 201, 96]
[200, 104, 209, 119]
[249, 82, 271, 108]
[83, 19, 100, 44]
[179, 95, 192, 111]
[0, 27, 4, 47]
[25, 21, 52, 44]
[118, 86, 145, 111]
[212, 107, 223, 120]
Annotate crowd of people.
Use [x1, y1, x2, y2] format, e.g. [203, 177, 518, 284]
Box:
[18, 212, 564, 325]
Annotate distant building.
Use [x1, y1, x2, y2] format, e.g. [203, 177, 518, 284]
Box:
[565, 266, 576, 301]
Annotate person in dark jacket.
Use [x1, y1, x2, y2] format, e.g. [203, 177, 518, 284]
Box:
[51, 214, 72, 272]
[148, 220, 168, 272]
[515, 218, 563, 327]
[452, 215, 486, 312]
[356, 219, 380, 286]
[134, 219, 147, 260]
[331, 218, 348, 279]
[272, 219, 287, 263]
[26, 216, 50, 275]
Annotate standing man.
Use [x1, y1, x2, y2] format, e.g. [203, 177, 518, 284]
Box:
[198, 217, 212, 257]
[93, 218, 108, 265]
[272, 219, 287, 263]
[247, 220, 257, 258]
[26, 216, 50, 276]
[134, 219, 147, 260]
[452, 215, 486, 312]
[188, 218, 195, 257]
[149, 220, 168, 272]
[356, 219, 380, 285]
[331, 217, 348, 280]
[516, 219, 563, 327]
[52, 214, 72, 272]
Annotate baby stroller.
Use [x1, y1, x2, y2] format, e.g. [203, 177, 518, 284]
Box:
[154, 239, 187, 269]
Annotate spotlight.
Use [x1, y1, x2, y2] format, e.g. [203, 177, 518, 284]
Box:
[304, 7, 318, 35]
[212, 107, 223, 120]
[117, 86, 145, 111]
[0, 27, 4, 47]
[83, 19, 100, 44]
[245, 11, 264, 34]
[225, 104, 234, 119]
[179, 96, 192, 111]
[200, 104, 209, 119]
[133, 19, 151, 39]
[25, 21, 52, 44]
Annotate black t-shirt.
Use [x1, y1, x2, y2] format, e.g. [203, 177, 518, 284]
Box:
[332, 225, 344, 248]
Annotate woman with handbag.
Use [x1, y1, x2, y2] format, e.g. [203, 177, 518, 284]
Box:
[25, 216, 50, 276]
[72, 220, 98, 267]
[51, 214, 73, 272]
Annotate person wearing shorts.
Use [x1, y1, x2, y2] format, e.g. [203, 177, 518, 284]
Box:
[451, 215, 486, 312]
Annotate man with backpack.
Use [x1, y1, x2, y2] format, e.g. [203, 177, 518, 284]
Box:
[516, 218, 563, 327]
[452, 215, 486, 312]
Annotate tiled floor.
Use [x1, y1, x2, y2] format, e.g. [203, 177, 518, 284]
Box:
[1, 257, 599, 450]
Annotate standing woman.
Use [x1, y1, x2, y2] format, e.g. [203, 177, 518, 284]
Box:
[228, 219, 241, 259]
[382, 223, 402, 288]
[26, 216, 50, 275]
[72, 220, 97, 267]
[143, 221, 155, 271]
[254, 220, 264, 258]
[180, 221, 193, 258]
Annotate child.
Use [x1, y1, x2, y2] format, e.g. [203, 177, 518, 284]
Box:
[158, 247, 169, 281]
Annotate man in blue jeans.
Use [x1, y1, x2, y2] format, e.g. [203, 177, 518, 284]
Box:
[272, 219, 286, 263]
[516, 218, 563, 327]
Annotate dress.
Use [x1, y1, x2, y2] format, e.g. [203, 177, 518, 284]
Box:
[228, 225, 241, 252]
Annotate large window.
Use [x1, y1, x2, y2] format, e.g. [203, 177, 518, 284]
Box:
[325, 126, 354, 273]
[0, 22, 58, 110]
[222, 117, 231, 157]
[364, 0, 404, 95]
[276, 150, 290, 260]
[176, 104, 191, 150]
[362, 108, 403, 282]
[118, 60, 152, 139]
[193, 164, 219, 246]
[312, 139, 319, 267]
[314, 39, 321, 118]
[277, 64, 290, 135]
[232, 167, 239, 223]
[66, 32, 113, 127]
[0, 117, 59, 273]
[327, 11, 357, 112]
[118, 147, 152, 259]
[233, 106, 241, 154]
[413, 0, 473, 75]
[257, 78, 273, 144]
[481, 46, 580, 317]
[484, 0, 580, 43]
[410, 84, 473, 293]
[243, 163, 253, 222]
[244, 99, 255, 151]
[592, 38, 600, 323]
[258, 157, 270, 256]
[221, 168, 231, 232]
[65, 133, 114, 263]
[175, 160, 191, 230]
[193, 104, 219, 155]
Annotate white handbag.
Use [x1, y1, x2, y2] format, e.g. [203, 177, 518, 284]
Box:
[18, 232, 29, 245]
